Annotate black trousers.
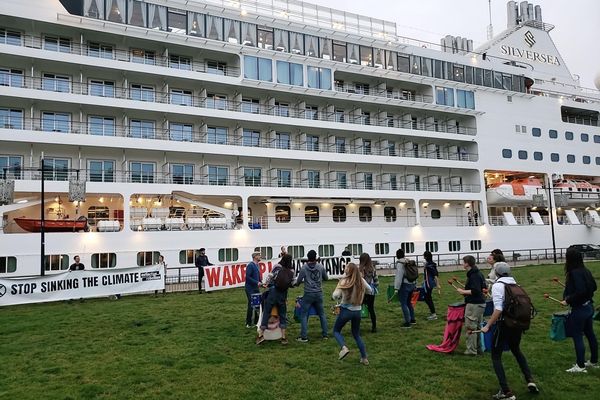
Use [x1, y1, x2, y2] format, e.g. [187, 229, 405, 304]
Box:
[197, 267, 204, 292]
[491, 322, 533, 392]
[362, 294, 376, 330]
[423, 289, 436, 314]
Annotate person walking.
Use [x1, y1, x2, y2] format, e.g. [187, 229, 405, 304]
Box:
[155, 254, 167, 296]
[245, 252, 262, 328]
[332, 262, 373, 365]
[394, 249, 416, 328]
[195, 248, 213, 293]
[481, 262, 539, 399]
[560, 246, 598, 372]
[294, 249, 329, 342]
[422, 251, 440, 320]
[359, 253, 378, 333]
[456, 255, 486, 355]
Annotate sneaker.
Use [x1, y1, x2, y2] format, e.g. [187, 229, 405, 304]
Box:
[322, 335, 329, 340]
[584, 361, 599, 369]
[296, 337, 309, 343]
[255, 335, 265, 345]
[492, 390, 516, 400]
[527, 382, 539, 394]
[566, 364, 587, 373]
[280, 337, 288, 345]
[338, 347, 350, 360]
[463, 350, 478, 356]
[246, 324, 254, 329]
[360, 358, 369, 366]
[410, 320, 417, 325]
[401, 322, 412, 329]
[427, 313, 438, 321]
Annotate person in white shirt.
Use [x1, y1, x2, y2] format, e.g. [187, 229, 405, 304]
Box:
[481, 262, 539, 400]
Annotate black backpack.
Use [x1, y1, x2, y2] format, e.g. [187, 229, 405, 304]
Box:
[404, 260, 419, 282]
[274, 267, 294, 292]
[500, 282, 536, 331]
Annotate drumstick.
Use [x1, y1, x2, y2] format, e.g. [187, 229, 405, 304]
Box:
[447, 279, 460, 290]
[482, 288, 491, 299]
[452, 276, 465, 288]
[543, 293, 563, 304]
[552, 277, 566, 288]
[466, 329, 482, 335]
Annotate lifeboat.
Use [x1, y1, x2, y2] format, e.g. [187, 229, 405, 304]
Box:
[14, 217, 88, 233]
[486, 177, 546, 205]
[553, 179, 600, 205]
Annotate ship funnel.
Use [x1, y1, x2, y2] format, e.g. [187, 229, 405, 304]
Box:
[519, 1, 529, 22]
[534, 5, 542, 22]
[507, 1, 518, 27]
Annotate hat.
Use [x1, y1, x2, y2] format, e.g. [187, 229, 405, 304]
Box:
[494, 262, 511, 277]
[307, 250, 317, 261]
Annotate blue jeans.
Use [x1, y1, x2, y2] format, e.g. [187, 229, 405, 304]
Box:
[260, 288, 288, 329]
[333, 307, 367, 358]
[398, 283, 415, 324]
[300, 292, 328, 339]
[570, 303, 598, 367]
[245, 287, 259, 326]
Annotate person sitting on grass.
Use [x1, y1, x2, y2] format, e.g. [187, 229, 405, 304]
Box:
[332, 262, 373, 365]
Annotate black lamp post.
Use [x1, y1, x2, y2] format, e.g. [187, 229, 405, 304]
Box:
[546, 175, 557, 263]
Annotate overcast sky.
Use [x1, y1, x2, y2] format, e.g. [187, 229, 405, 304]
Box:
[307, 0, 600, 89]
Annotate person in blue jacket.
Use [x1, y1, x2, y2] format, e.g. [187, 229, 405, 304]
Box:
[245, 252, 262, 328]
[422, 251, 440, 320]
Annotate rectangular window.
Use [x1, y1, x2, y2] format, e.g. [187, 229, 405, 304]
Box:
[318, 245, 334, 257]
[305, 106, 318, 120]
[453, 64, 464, 82]
[397, 55, 410, 73]
[169, 55, 192, 70]
[274, 29, 289, 52]
[470, 240, 482, 251]
[308, 170, 320, 188]
[167, 8, 187, 34]
[289, 31, 304, 55]
[307, 134, 319, 151]
[208, 166, 228, 186]
[106, 0, 126, 23]
[0, 108, 23, 129]
[0, 68, 24, 87]
[240, 21, 255, 45]
[287, 246, 304, 259]
[128, 1, 147, 27]
[0, 28, 22, 46]
[335, 137, 346, 153]
[206, 15, 223, 40]
[241, 98, 260, 114]
[333, 205, 346, 222]
[254, 246, 273, 260]
[42, 158, 69, 181]
[336, 172, 347, 189]
[179, 249, 200, 264]
[275, 132, 290, 149]
[88, 116, 115, 136]
[171, 163, 194, 184]
[448, 241, 461, 252]
[92, 253, 117, 268]
[170, 89, 193, 106]
[130, 162, 155, 183]
[130, 84, 155, 102]
[44, 254, 69, 271]
[400, 242, 415, 254]
[242, 129, 260, 147]
[89, 79, 115, 97]
[305, 206, 319, 222]
[137, 251, 160, 266]
[131, 48, 155, 65]
[360, 46, 373, 66]
[243, 167, 261, 187]
[169, 122, 193, 142]
[375, 243, 389, 255]
[0, 155, 22, 179]
[276, 61, 303, 86]
[384, 206, 397, 222]
[425, 241, 439, 252]
[421, 58, 433, 77]
[206, 93, 228, 110]
[243, 56, 272, 81]
[207, 126, 227, 144]
[275, 206, 291, 223]
[257, 26, 274, 50]
[207, 60, 227, 75]
[88, 42, 113, 59]
[89, 160, 114, 182]
[42, 73, 70, 93]
[277, 169, 291, 187]
[347, 244, 363, 256]
[307, 66, 332, 90]
[436, 87, 454, 107]
[41, 112, 70, 132]
[129, 119, 155, 139]
[456, 90, 475, 109]
[0, 256, 17, 273]
[44, 36, 71, 53]
[332, 41, 346, 62]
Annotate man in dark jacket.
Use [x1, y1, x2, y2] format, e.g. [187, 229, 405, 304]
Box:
[69, 255, 85, 271]
[245, 252, 262, 328]
[195, 248, 213, 293]
[294, 249, 328, 342]
[456, 255, 486, 355]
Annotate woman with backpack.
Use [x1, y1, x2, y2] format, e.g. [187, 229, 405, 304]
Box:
[560, 247, 598, 372]
[394, 249, 417, 328]
[256, 254, 294, 345]
[332, 262, 373, 365]
[360, 253, 378, 333]
[422, 251, 440, 320]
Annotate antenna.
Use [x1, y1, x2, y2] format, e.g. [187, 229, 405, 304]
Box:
[487, 0, 494, 40]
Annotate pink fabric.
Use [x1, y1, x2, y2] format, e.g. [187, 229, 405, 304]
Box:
[426, 304, 466, 353]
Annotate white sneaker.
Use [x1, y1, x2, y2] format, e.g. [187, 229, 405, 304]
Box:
[584, 361, 599, 369]
[338, 347, 350, 360]
[566, 364, 587, 373]
[427, 313, 438, 320]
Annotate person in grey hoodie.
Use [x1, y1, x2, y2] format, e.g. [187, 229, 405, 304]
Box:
[294, 249, 329, 342]
[394, 249, 416, 328]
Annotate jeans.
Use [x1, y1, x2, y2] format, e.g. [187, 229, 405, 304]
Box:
[398, 283, 415, 324]
[333, 307, 367, 358]
[464, 303, 485, 353]
[570, 303, 598, 367]
[423, 287, 436, 314]
[491, 322, 534, 392]
[245, 287, 259, 326]
[300, 291, 328, 339]
[197, 267, 204, 292]
[362, 293, 376, 330]
[260, 288, 288, 329]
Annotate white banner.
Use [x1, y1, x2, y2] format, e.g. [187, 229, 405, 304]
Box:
[0, 265, 164, 306]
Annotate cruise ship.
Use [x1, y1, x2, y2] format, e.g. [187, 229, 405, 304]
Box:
[1, 0, 599, 280]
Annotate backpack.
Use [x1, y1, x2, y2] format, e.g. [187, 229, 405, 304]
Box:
[274, 267, 294, 292]
[500, 282, 536, 331]
[404, 260, 419, 282]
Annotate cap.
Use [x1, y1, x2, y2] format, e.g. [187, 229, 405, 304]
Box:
[307, 250, 317, 261]
[494, 262, 511, 277]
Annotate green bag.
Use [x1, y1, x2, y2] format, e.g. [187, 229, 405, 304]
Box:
[550, 312, 569, 341]
[361, 304, 370, 318]
[386, 285, 396, 302]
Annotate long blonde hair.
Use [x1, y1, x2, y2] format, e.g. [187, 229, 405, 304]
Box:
[336, 263, 366, 305]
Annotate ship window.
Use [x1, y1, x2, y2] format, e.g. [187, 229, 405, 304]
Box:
[305, 35, 319, 57]
[254, 247, 273, 260]
[518, 150, 528, 160]
[550, 153, 560, 162]
[595, 135, 600, 143]
[130, 48, 155, 65]
[277, 169, 291, 188]
[470, 240, 482, 251]
[502, 149, 512, 158]
[397, 54, 410, 73]
[493, 71, 503, 89]
[240, 22, 255, 46]
[206, 15, 223, 40]
[515, 125, 520, 133]
[218, 248, 238, 262]
[502, 74, 512, 90]
[431, 209, 441, 219]
[130, 84, 155, 102]
[336, 172, 347, 189]
[532, 127, 541, 137]
[242, 129, 260, 147]
[596, 157, 600, 165]
[167, 8, 187, 34]
[287, 246, 304, 259]
[465, 65, 475, 82]
[0, 68, 23, 88]
[375, 243, 390, 255]
[581, 133, 589, 142]
[421, 58, 432, 77]
[90, 79, 115, 97]
[473, 67, 483, 85]
[360, 46, 373, 66]
[88, 116, 115, 136]
[549, 129, 558, 139]
[436, 87, 454, 107]
[243, 167, 261, 187]
[332, 41, 347, 62]
[583, 156, 591, 165]
[333, 206, 346, 222]
[567, 154, 575, 163]
[533, 152, 543, 161]
[169, 122, 193, 141]
[400, 242, 415, 254]
[318, 245, 334, 257]
[0, 155, 23, 179]
[275, 206, 291, 223]
[44, 255, 69, 271]
[449, 241, 461, 252]
[483, 69, 493, 87]
[273, 28, 289, 52]
[305, 206, 319, 223]
[244, 56, 272, 82]
[92, 253, 117, 268]
[289, 31, 304, 55]
[307, 66, 332, 90]
[129, 119, 155, 139]
[87, 206, 109, 226]
[320, 38, 333, 60]
[346, 43, 359, 64]
[171, 163, 194, 184]
[88, 42, 113, 59]
[0, 256, 17, 273]
[137, 251, 160, 266]
[347, 244, 363, 256]
[42, 158, 69, 181]
[129, 162, 155, 183]
[410, 55, 421, 75]
[384, 206, 397, 222]
[179, 249, 200, 264]
[0, 29, 21, 46]
[456, 90, 475, 109]
[521, 126, 527, 133]
[188, 12, 205, 37]
[42, 73, 71, 93]
[565, 131, 574, 140]
[359, 206, 372, 222]
[453, 64, 464, 82]
[44, 36, 71, 53]
[169, 55, 191, 70]
[0, 108, 24, 129]
[42, 112, 71, 133]
[425, 241, 439, 253]
[276, 61, 303, 86]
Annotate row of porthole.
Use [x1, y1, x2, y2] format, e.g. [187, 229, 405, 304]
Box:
[532, 128, 600, 143]
[502, 149, 600, 165]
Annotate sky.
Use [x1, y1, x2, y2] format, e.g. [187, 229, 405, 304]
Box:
[306, 0, 600, 89]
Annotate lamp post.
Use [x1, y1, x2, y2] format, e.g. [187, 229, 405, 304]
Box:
[546, 175, 557, 263]
[40, 155, 45, 276]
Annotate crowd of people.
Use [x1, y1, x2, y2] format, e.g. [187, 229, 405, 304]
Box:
[245, 245, 598, 400]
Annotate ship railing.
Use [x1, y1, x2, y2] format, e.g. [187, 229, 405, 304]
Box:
[419, 216, 480, 227]
[5, 76, 478, 136]
[333, 84, 433, 104]
[251, 215, 418, 229]
[10, 33, 241, 77]
[488, 215, 553, 226]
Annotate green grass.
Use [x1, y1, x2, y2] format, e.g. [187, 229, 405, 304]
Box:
[1, 262, 599, 400]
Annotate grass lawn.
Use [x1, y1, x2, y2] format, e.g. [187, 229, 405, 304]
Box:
[1, 262, 599, 400]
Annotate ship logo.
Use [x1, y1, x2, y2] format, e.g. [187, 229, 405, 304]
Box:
[524, 31, 535, 47]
